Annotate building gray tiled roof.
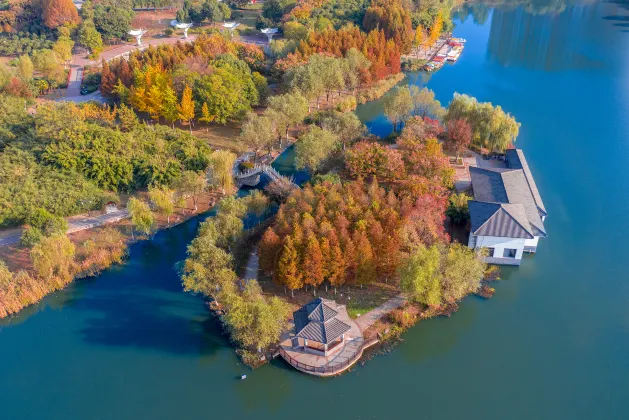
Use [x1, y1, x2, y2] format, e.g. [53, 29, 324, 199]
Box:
[293, 298, 351, 344]
[469, 152, 547, 239]
[469, 201, 534, 239]
[506, 149, 547, 216]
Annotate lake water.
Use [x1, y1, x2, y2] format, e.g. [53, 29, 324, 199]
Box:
[2, 1, 629, 418]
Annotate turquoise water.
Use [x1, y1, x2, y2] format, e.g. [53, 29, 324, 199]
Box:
[2, 2, 629, 418]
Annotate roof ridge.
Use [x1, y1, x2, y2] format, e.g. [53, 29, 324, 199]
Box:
[470, 201, 501, 235]
[499, 204, 534, 236]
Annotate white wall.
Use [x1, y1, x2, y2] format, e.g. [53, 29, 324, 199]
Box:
[524, 236, 540, 248]
[469, 235, 526, 260]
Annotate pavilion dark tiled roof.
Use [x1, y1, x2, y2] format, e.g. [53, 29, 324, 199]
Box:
[293, 298, 351, 345]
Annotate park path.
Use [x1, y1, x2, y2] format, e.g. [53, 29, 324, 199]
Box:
[243, 249, 259, 285]
[354, 295, 407, 332]
[0, 210, 129, 247]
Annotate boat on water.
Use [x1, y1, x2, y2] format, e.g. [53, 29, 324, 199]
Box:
[451, 37, 467, 44]
[447, 46, 463, 62]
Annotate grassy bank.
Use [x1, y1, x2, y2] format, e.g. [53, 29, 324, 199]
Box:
[356, 73, 406, 104]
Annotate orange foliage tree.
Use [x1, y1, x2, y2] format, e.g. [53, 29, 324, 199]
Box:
[363, 0, 414, 54]
[42, 0, 80, 29]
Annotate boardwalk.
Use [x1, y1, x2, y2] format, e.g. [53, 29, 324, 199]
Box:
[354, 295, 407, 332]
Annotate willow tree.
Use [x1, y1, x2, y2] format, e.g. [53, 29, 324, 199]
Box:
[399, 245, 443, 306]
[294, 126, 338, 172]
[127, 198, 155, 238]
[266, 92, 309, 141]
[410, 86, 444, 119]
[384, 86, 413, 132]
[239, 113, 275, 161]
[208, 150, 236, 194]
[148, 187, 175, 224]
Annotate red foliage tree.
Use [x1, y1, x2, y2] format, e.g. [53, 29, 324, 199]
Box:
[445, 119, 472, 160]
[345, 141, 405, 181]
[259, 228, 282, 275]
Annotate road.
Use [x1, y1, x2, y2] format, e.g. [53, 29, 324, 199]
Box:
[0, 210, 129, 247]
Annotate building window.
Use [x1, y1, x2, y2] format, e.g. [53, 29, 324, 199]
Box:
[486, 248, 495, 257]
[503, 248, 517, 258]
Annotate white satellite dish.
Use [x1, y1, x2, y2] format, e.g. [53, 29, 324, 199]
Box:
[128, 29, 147, 46]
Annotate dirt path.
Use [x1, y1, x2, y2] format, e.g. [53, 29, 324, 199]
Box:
[354, 294, 406, 332]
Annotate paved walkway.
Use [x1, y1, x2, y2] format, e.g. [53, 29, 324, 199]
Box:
[354, 294, 407, 332]
[243, 249, 259, 285]
[0, 210, 129, 247]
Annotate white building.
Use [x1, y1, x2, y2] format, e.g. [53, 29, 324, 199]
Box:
[467, 149, 547, 265]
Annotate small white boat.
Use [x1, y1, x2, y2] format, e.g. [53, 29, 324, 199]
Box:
[451, 37, 467, 44]
[447, 47, 463, 62]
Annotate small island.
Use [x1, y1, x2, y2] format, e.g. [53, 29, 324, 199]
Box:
[0, 0, 545, 379]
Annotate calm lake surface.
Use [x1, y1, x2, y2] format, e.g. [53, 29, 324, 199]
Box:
[2, 1, 629, 418]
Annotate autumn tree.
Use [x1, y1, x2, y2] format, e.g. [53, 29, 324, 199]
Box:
[259, 228, 281, 276]
[161, 86, 179, 128]
[302, 233, 324, 294]
[177, 85, 195, 133]
[16, 55, 34, 82]
[427, 12, 444, 48]
[277, 236, 302, 296]
[445, 119, 472, 161]
[42, 0, 80, 29]
[363, 0, 414, 54]
[345, 141, 405, 181]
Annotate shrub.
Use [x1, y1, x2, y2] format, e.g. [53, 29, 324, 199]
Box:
[446, 193, 471, 224]
[335, 96, 357, 112]
[401, 58, 426, 72]
[389, 307, 416, 329]
[20, 227, 43, 247]
[239, 161, 255, 171]
[164, 28, 174, 37]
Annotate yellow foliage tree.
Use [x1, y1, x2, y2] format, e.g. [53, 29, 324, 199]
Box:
[177, 85, 195, 133]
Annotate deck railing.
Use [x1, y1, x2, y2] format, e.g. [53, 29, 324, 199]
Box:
[278, 342, 366, 375]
